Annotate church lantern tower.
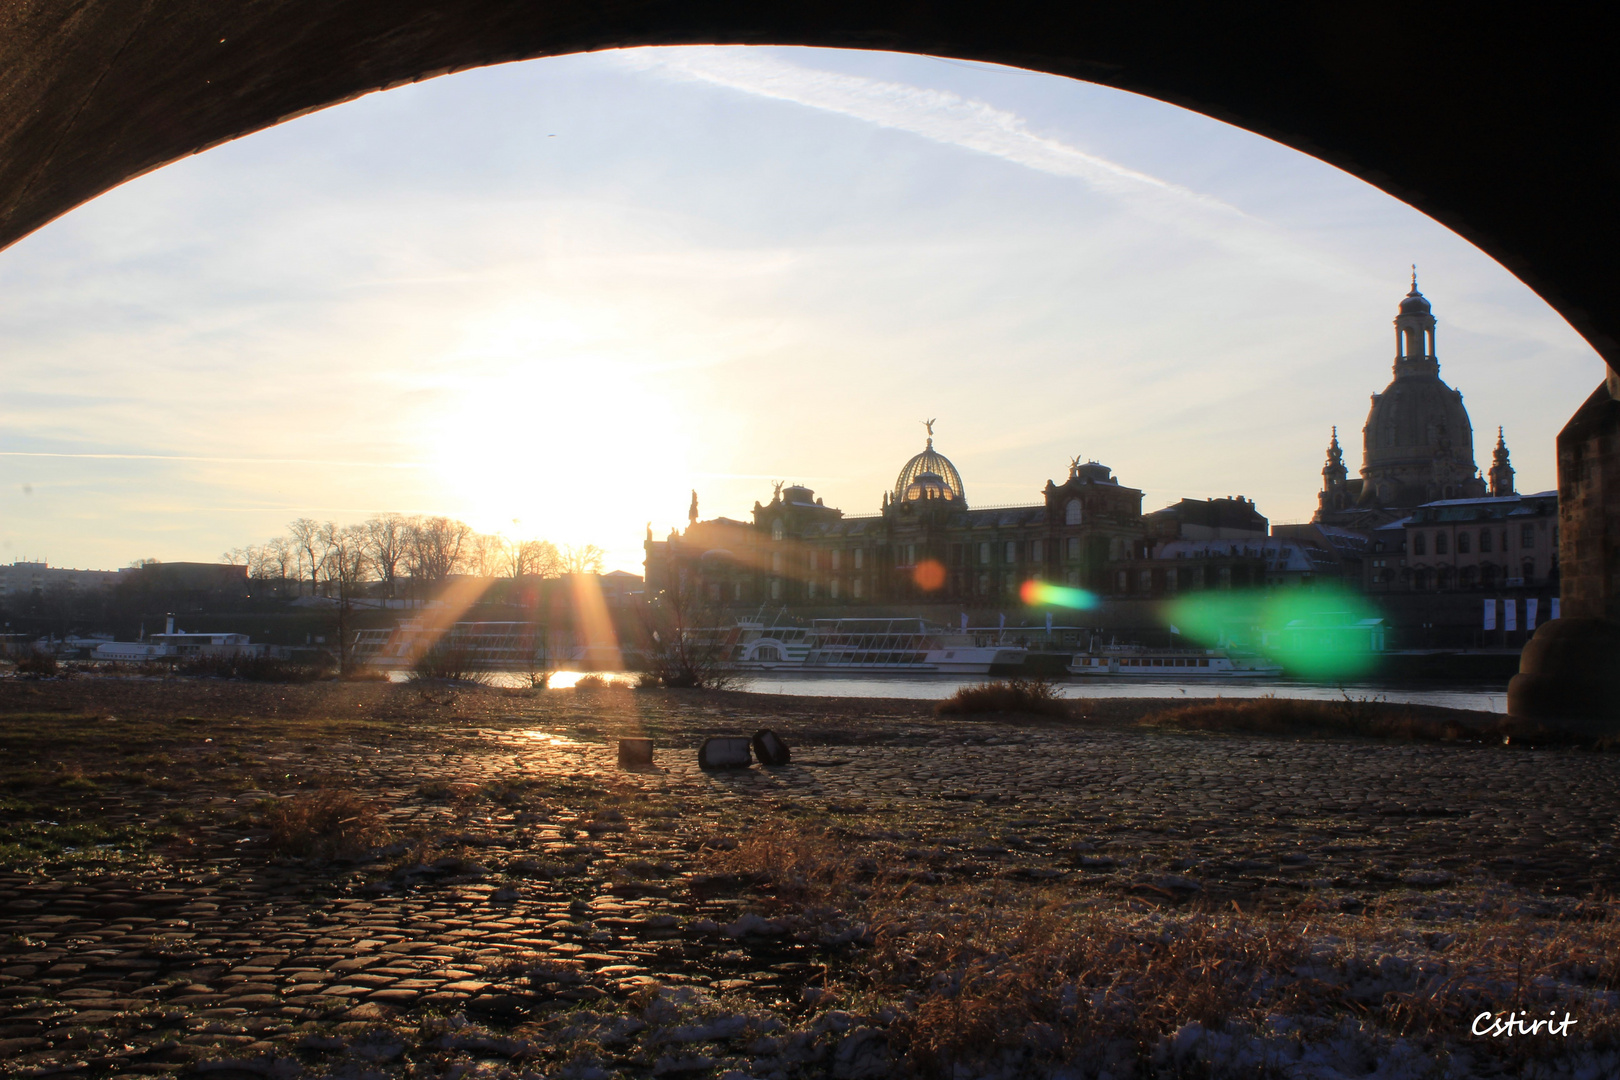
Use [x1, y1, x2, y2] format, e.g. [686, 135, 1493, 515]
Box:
[1489, 427, 1517, 497]
[1319, 426, 1349, 514]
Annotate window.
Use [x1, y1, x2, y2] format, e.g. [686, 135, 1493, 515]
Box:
[1165, 567, 1177, 592]
[854, 549, 864, 570]
[771, 552, 782, 573]
[1139, 570, 1152, 592]
[710, 582, 721, 601]
[1005, 541, 1017, 563]
[1523, 558, 1535, 580]
[1435, 532, 1448, 555]
[907, 543, 916, 565]
[830, 578, 839, 599]
[852, 578, 863, 598]
[831, 549, 841, 570]
[1067, 537, 1080, 560]
[734, 583, 742, 600]
[771, 519, 784, 541]
[978, 573, 990, 595]
[1457, 531, 1471, 554]
[1413, 533, 1427, 556]
[808, 551, 818, 570]
[1479, 530, 1492, 553]
[1116, 570, 1128, 591]
[1067, 569, 1080, 586]
[770, 578, 781, 599]
[1031, 539, 1043, 563]
[806, 581, 816, 599]
[979, 542, 991, 565]
[1065, 499, 1082, 525]
[1521, 524, 1536, 548]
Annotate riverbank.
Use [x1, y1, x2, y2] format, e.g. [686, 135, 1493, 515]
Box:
[0, 678, 1615, 1077]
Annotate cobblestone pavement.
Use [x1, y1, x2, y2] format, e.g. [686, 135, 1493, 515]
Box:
[1, 682, 1617, 1077]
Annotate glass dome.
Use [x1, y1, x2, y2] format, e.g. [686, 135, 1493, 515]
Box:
[894, 436, 966, 505]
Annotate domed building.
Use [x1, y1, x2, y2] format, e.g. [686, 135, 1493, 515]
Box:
[892, 425, 967, 506]
[645, 423, 1150, 607]
[1317, 276, 1500, 527]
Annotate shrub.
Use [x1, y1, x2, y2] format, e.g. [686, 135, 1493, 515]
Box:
[262, 789, 388, 860]
[936, 678, 1069, 717]
[408, 642, 488, 684]
[15, 650, 59, 677]
[179, 654, 328, 682]
[1139, 695, 1477, 742]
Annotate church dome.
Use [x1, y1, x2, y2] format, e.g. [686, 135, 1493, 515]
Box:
[895, 432, 966, 505]
[1399, 287, 1431, 316]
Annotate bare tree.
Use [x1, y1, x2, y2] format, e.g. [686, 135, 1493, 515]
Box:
[466, 532, 502, 579]
[560, 543, 606, 576]
[362, 514, 412, 599]
[320, 522, 372, 673]
[638, 571, 735, 689]
[502, 537, 562, 580]
[287, 518, 328, 597]
[408, 516, 471, 586]
[265, 536, 295, 589]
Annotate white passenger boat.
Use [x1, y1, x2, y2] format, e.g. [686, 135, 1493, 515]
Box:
[1068, 646, 1282, 677]
[717, 617, 1026, 674]
[800, 618, 1027, 674]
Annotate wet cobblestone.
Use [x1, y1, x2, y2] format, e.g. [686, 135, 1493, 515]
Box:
[0, 681, 1616, 1076]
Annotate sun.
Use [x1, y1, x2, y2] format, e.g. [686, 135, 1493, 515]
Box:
[420, 307, 693, 563]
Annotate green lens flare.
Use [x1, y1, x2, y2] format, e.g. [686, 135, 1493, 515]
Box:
[1167, 585, 1384, 679]
[1020, 579, 1099, 610]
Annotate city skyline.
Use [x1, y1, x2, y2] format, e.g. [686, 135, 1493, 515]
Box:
[0, 46, 1602, 574]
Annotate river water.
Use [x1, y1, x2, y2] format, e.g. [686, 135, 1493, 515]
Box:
[511, 669, 1510, 714]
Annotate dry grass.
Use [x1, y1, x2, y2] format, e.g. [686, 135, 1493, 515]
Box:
[262, 789, 389, 860]
[936, 678, 1069, 718]
[707, 824, 1620, 1076]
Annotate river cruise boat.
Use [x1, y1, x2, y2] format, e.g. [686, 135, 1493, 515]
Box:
[717, 617, 1026, 674]
[1068, 646, 1283, 677]
[800, 618, 1027, 674]
[352, 621, 542, 670]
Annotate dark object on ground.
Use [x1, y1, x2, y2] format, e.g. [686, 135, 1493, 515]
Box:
[699, 737, 752, 769]
[753, 729, 791, 766]
[1508, 618, 1620, 733]
[936, 679, 1069, 718]
[618, 737, 654, 766]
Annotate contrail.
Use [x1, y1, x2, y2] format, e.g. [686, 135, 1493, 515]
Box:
[614, 48, 1245, 216]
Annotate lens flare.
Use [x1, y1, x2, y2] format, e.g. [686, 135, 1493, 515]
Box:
[1167, 585, 1385, 679]
[913, 559, 947, 591]
[1019, 579, 1099, 609]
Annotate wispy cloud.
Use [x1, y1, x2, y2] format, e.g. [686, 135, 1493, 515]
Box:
[614, 48, 1367, 283]
[616, 49, 1243, 216]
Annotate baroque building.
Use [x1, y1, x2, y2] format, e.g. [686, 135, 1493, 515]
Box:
[1317, 276, 1507, 527]
[644, 426, 1150, 608]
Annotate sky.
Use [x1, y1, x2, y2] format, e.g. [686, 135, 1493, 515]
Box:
[0, 46, 1604, 574]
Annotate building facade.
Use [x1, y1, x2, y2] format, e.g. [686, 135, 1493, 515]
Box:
[1365, 491, 1559, 592]
[646, 432, 1153, 608]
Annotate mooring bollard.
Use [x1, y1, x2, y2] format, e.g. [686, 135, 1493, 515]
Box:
[618, 738, 654, 766]
[752, 728, 791, 766]
[699, 736, 752, 769]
